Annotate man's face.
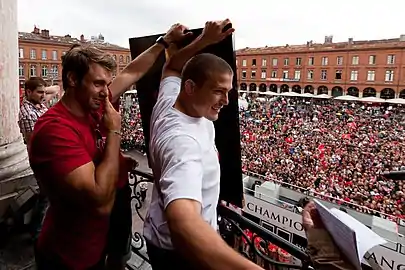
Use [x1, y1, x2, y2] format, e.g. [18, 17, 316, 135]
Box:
[27, 86, 45, 104]
[190, 72, 233, 121]
[76, 63, 113, 111]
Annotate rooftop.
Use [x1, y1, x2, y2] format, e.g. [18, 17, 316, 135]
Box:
[236, 35, 405, 55]
[18, 26, 129, 51]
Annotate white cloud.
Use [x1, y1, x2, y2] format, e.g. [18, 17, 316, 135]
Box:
[17, 0, 405, 49]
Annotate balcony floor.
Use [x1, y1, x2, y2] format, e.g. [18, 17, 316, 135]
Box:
[0, 150, 152, 270]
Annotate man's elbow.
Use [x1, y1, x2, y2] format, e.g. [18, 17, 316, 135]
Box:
[165, 199, 201, 247]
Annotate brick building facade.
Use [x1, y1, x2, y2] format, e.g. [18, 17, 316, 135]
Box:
[236, 35, 405, 99]
[18, 26, 131, 90]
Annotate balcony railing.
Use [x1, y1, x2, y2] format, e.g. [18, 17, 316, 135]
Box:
[244, 170, 405, 225]
[127, 168, 312, 270]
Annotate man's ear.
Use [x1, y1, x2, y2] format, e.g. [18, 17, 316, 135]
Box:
[67, 71, 77, 87]
[183, 79, 195, 96]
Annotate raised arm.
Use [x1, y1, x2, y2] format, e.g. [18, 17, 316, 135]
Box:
[43, 85, 62, 103]
[108, 24, 192, 102]
[160, 135, 261, 270]
[162, 19, 235, 80]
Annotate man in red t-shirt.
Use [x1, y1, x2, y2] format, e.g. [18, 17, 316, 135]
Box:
[29, 25, 184, 270]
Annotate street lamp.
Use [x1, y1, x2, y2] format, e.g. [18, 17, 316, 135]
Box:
[47, 67, 58, 86]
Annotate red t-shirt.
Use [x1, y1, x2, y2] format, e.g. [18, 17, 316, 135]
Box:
[29, 99, 129, 269]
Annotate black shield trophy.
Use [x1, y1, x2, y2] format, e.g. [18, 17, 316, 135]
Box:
[129, 28, 243, 207]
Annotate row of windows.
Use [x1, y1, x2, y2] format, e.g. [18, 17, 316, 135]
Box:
[19, 64, 59, 78]
[19, 48, 131, 64]
[19, 64, 128, 78]
[19, 48, 59, 61]
[241, 69, 396, 82]
[239, 54, 397, 68]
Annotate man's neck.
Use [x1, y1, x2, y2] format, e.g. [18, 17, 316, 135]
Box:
[174, 94, 200, 118]
[61, 92, 87, 118]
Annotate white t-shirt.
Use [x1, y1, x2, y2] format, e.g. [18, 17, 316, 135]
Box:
[143, 76, 221, 250]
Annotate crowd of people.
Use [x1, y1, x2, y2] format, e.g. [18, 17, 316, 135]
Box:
[240, 94, 405, 221]
[120, 94, 146, 153]
[120, 92, 405, 221]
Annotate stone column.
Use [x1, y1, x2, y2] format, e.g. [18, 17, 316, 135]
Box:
[0, 0, 32, 217]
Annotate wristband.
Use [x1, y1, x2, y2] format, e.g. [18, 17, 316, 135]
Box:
[109, 130, 121, 136]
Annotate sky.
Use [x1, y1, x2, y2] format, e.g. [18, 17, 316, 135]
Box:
[17, 0, 405, 50]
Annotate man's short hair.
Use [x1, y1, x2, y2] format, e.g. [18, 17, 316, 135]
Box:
[25, 77, 47, 91]
[181, 53, 233, 89]
[61, 44, 81, 64]
[61, 45, 117, 90]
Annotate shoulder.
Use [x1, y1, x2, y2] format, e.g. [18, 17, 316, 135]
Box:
[18, 103, 33, 118]
[32, 108, 80, 146]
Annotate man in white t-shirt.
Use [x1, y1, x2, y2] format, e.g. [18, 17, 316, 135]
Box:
[144, 20, 263, 270]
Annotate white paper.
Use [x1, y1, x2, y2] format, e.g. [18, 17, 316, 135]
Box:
[330, 208, 387, 262]
[314, 200, 361, 270]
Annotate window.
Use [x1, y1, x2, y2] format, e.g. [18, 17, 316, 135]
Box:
[385, 70, 394, 81]
[19, 48, 24, 59]
[242, 59, 247, 67]
[336, 56, 343, 65]
[350, 70, 358, 81]
[251, 70, 256, 79]
[271, 70, 277, 78]
[283, 58, 289, 66]
[119, 55, 124, 63]
[296, 57, 302, 66]
[261, 70, 266, 79]
[41, 65, 48, 77]
[367, 70, 375, 81]
[235, 59, 238, 66]
[261, 58, 267, 67]
[308, 57, 314, 65]
[307, 70, 314, 80]
[320, 69, 327, 80]
[252, 59, 256, 66]
[112, 55, 117, 61]
[321, 57, 328, 65]
[41, 50, 47, 60]
[282, 70, 288, 79]
[30, 49, 36, 59]
[30, 65, 36, 76]
[369, 55, 376, 65]
[52, 50, 58, 60]
[51, 65, 59, 78]
[272, 58, 278, 66]
[387, 55, 395, 64]
[294, 70, 301, 80]
[126, 56, 131, 63]
[19, 64, 24, 77]
[352, 56, 359, 65]
[242, 70, 246, 79]
[335, 70, 342, 80]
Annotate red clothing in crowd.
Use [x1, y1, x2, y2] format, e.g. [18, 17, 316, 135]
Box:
[29, 96, 130, 269]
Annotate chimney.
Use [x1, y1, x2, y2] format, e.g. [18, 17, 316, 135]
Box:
[400, 35, 405, 42]
[64, 34, 71, 38]
[324, 35, 333, 44]
[80, 34, 85, 42]
[348, 38, 354, 45]
[32, 26, 40, 34]
[41, 29, 49, 38]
